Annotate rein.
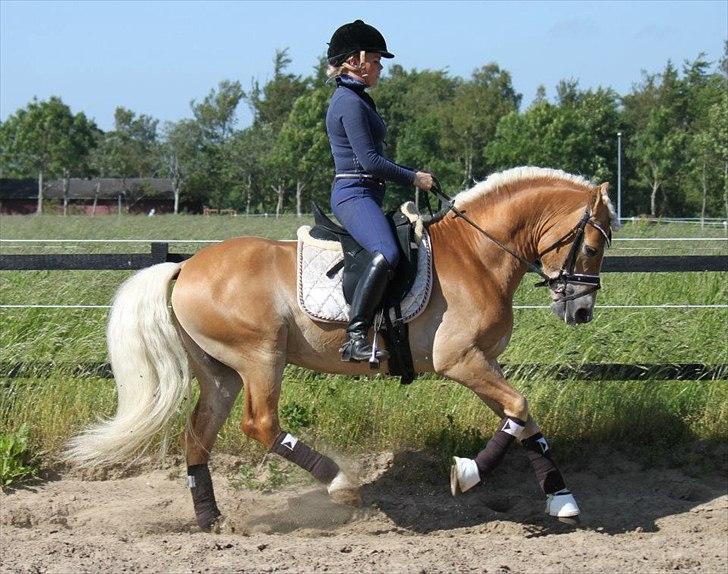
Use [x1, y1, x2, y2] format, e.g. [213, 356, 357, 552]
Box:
[427, 179, 610, 303]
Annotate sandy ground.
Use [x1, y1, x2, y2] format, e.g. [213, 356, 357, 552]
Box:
[1, 448, 727, 573]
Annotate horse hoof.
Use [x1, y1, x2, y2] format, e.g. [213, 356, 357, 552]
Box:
[450, 456, 480, 496]
[197, 513, 224, 533]
[329, 487, 361, 507]
[545, 490, 580, 521]
[327, 471, 361, 507]
[558, 515, 581, 526]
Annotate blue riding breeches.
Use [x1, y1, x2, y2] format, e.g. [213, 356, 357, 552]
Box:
[331, 179, 400, 268]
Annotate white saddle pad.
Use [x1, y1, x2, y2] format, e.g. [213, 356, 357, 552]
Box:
[296, 219, 433, 324]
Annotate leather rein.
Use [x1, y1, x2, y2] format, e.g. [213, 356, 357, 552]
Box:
[427, 180, 612, 303]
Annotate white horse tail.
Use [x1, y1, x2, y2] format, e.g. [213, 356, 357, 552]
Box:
[65, 262, 191, 467]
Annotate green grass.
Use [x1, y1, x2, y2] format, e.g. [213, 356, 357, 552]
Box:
[0, 423, 38, 487]
[1, 215, 726, 468]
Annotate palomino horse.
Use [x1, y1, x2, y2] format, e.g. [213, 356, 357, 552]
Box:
[67, 167, 617, 530]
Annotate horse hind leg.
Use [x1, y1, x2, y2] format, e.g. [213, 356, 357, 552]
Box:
[178, 327, 243, 531]
[239, 348, 359, 505]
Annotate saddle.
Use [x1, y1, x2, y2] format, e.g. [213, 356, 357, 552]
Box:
[309, 203, 419, 304]
[309, 202, 419, 384]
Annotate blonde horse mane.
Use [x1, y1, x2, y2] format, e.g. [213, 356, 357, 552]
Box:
[453, 166, 620, 229]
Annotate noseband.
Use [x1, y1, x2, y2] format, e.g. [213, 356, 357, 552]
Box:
[428, 180, 611, 304]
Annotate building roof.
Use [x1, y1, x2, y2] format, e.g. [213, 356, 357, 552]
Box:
[0, 178, 175, 200]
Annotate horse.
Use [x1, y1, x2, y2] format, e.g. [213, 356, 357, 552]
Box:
[66, 166, 617, 531]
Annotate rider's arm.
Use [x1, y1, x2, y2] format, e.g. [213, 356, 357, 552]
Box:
[340, 99, 416, 187]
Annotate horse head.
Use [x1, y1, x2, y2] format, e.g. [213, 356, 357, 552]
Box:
[537, 182, 618, 324]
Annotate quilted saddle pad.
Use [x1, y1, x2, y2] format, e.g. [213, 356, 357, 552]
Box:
[296, 225, 433, 324]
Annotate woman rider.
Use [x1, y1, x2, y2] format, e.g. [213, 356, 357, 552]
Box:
[326, 19, 435, 363]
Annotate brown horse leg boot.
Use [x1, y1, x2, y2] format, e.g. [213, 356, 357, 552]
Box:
[187, 464, 221, 532]
[340, 253, 392, 363]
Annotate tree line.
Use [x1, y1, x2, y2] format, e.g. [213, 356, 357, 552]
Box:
[1, 45, 726, 219]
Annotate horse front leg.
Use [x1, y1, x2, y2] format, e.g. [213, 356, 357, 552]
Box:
[442, 350, 579, 520]
[519, 417, 580, 520]
[239, 347, 359, 505]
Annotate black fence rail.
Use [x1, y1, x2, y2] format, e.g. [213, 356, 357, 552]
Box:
[1, 242, 728, 272]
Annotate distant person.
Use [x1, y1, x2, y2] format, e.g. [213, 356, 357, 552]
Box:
[325, 19, 435, 363]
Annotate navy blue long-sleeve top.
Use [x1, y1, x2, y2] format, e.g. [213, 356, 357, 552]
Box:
[326, 75, 416, 187]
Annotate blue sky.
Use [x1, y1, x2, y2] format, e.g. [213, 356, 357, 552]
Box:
[1, 0, 726, 131]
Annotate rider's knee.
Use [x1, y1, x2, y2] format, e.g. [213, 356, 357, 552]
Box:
[378, 246, 399, 269]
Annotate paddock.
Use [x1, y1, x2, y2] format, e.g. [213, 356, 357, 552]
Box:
[1, 215, 726, 572]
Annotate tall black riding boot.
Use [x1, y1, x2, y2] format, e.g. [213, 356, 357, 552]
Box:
[340, 253, 392, 363]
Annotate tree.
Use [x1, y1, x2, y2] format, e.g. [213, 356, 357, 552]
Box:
[0, 97, 98, 213]
[162, 119, 205, 213]
[90, 107, 161, 211]
[623, 61, 693, 216]
[224, 125, 274, 214]
[486, 83, 619, 187]
[243, 49, 310, 214]
[441, 64, 522, 187]
[275, 86, 333, 216]
[680, 55, 725, 221]
[375, 67, 460, 203]
[60, 112, 100, 214]
[246, 49, 308, 132]
[191, 80, 245, 142]
[629, 106, 686, 216]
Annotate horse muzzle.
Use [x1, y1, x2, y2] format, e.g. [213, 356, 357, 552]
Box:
[550, 284, 596, 325]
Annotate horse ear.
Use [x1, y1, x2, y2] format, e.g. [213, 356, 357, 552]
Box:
[593, 182, 610, 210]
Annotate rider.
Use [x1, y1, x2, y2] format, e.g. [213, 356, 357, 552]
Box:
[326, 19, 434, 363]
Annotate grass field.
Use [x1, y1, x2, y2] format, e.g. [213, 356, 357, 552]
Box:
[1, 214, 726, 468]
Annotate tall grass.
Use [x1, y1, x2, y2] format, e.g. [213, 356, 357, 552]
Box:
[1, 216, 726, 465]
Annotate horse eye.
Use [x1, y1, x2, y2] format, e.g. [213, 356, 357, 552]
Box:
[584, 245, 598, 257]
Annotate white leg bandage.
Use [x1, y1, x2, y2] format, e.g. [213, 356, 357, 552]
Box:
[501, 417, 526, 439]
[450, 456, 481, 496]
[545, 489, 580, 518]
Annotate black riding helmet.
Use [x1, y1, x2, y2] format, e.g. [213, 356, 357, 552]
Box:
[327, 20, 394, 66]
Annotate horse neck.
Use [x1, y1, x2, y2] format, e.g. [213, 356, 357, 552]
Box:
[428, 184, 590, 299]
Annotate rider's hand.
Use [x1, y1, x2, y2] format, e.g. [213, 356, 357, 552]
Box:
[414, 171, 435, 191]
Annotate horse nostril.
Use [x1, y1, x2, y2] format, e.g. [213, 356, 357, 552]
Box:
[574, 308, 592, 323]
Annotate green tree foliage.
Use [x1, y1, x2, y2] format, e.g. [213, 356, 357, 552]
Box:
[682, 56, 726, 221]
[2, 50, 725, 218]
[374, 66, 460, 206]
[89, 107, 161, 211]
[191, 79, 245, 142]
[0, 96, 98, 213]
[247, 49, 309, 132]
[486, 83, 619, 186]
[162, 119, 205, 213]
[622, 57, 725, 217]
[184, 80, 245, 209]
[276, 85, 334, 215]
[441, 64, 521, 187]
[243, 48, 310, 215]
[224, 124, 274, 214]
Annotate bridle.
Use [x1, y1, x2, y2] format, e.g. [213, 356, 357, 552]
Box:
[427, 179, 612, 303]
[534, 206, 612, 302]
